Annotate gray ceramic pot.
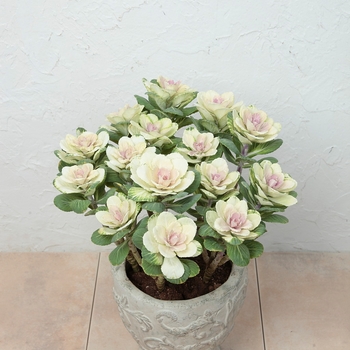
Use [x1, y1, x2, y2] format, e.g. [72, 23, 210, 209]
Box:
[112, 263, 248, 350]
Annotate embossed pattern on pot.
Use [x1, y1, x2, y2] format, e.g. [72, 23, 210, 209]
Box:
[112, 262, 248, 350]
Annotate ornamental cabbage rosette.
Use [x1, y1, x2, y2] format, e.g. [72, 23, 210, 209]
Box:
[56, 130, 109, 164]
[143, 212, 202, 279]
[195, 158, 240, 198]
[206, 196, 261, 243]
[233, 105, 281, 144]
[130, 150, 194, 196]
[143, 76, 197, 109]
[107, 103, 144, 125]
[106, 136, 155, 172]
[196, 90, 240, 130]
[130, 149, 195, 196]
[54, 163, 105, 194]
[177, 127, 219, 163]
[129, 113, 178, 146]
[95, 194, 140, 235]
[250, 160, 297, 207]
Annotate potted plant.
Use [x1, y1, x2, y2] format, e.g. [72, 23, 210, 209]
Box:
[53, 76, 297, 349]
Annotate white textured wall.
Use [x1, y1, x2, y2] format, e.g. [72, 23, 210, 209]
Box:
[1, 0, 349, 252]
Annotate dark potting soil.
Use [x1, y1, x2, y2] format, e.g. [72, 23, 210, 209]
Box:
[126, 256, 232, 301]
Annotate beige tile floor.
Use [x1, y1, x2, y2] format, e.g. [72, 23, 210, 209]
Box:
[0, 252, 349, 350]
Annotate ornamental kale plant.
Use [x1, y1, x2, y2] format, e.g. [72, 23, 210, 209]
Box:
[53, 76, 297, 291]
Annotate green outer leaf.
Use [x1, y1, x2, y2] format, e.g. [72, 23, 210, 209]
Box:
[104, 167, 123, 184]
[96, 188, 116, 204]
[106, 130, 123, 144]
[200, 120, 220, 133]
[263, 214, 289, 224]
[181, 259, 200, 278]
[111, 229, 130, 242]
[198, 224, 221, 239]
[253, 222, 267, 237]
[247, 139, 283, 157]
[70, 198, 91, 214]
[142, 260, 162, 277]
[226, 112, 234, 131]
[163, 107, 184, 116]
[177, 117, 194, 129]
[183, 106, 198, 116]
[238, 178, 256, 204]
[195, 205, 208, 217]
[76, 127, 87, 135]
[54, 194, 91, 213]
[84, 209, 97, 216]
[203, 237, 226, 252]
[222, 145, 237, 164]
[243, 240, 264, 259]
[142, 202, 165, 213]
[54, 194, 76, 212]
[183, 169, 201, 194]
[134, 95, 157, 111]
[132, 218, 149, 249]
[289, 191, 298, 198]
[226, 244, 250, 266]
[151, 109, 169, 120]
[115, 122, 130, 136]
[161, 192, 188, 202]
[141, 247, 163, 265]
[190, 117, 204, 132]
[168, 194, 202, 214]
[91, 229, 113, 246]
[109, 240, 130, 266]
[225, 236, 243, 246]
[258, 206, 285, 213]
[219, 137, 240, 155]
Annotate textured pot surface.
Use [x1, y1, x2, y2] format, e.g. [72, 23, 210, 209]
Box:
[112, 263, 248, 350]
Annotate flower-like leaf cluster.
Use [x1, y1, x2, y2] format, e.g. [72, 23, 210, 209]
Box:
[53, 76, 298, 287]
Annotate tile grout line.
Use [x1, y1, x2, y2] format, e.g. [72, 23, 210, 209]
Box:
[255, 259, 267, 350]
[85, 252, 101, 350]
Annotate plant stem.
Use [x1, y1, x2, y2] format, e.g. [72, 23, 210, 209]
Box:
[236, 144, 250, 175]
[202, 247, 210, 264]
[128, 239, 142, 266]
[126, 252, 140, 272]
[218, 255, 230, 266]
[203, 251, 225, 284]
[155, 275, 165, 292]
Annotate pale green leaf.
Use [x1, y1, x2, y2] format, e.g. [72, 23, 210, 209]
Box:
[263, 214, 289, 224]
[226, 244, 250, 266]
[70, 198, 92, 214]
[183, 169, 201, 194]
[203, 237, 226, 252]
[142, 202, 165, 213]
[181, 259, 200, 278]
[198, 224, 221, 239]
[243, 240, 264, 259]
[128, 187, 157, 202]
[132, 217, 149, 250]
[219, 137, 240, 155]
[91, 229, 113, 246]
[141, 247, 163, 265]
[169, 194, 202, 214]
[247, 139, 283, 157]
[142, 260, 162, 277]
[109, 240, 130, 266]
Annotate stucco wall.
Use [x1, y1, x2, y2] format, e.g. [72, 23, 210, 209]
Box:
[1, 0, 349, 251]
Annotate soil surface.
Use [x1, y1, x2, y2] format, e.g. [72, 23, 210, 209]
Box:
[126, 256, 231, 300]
